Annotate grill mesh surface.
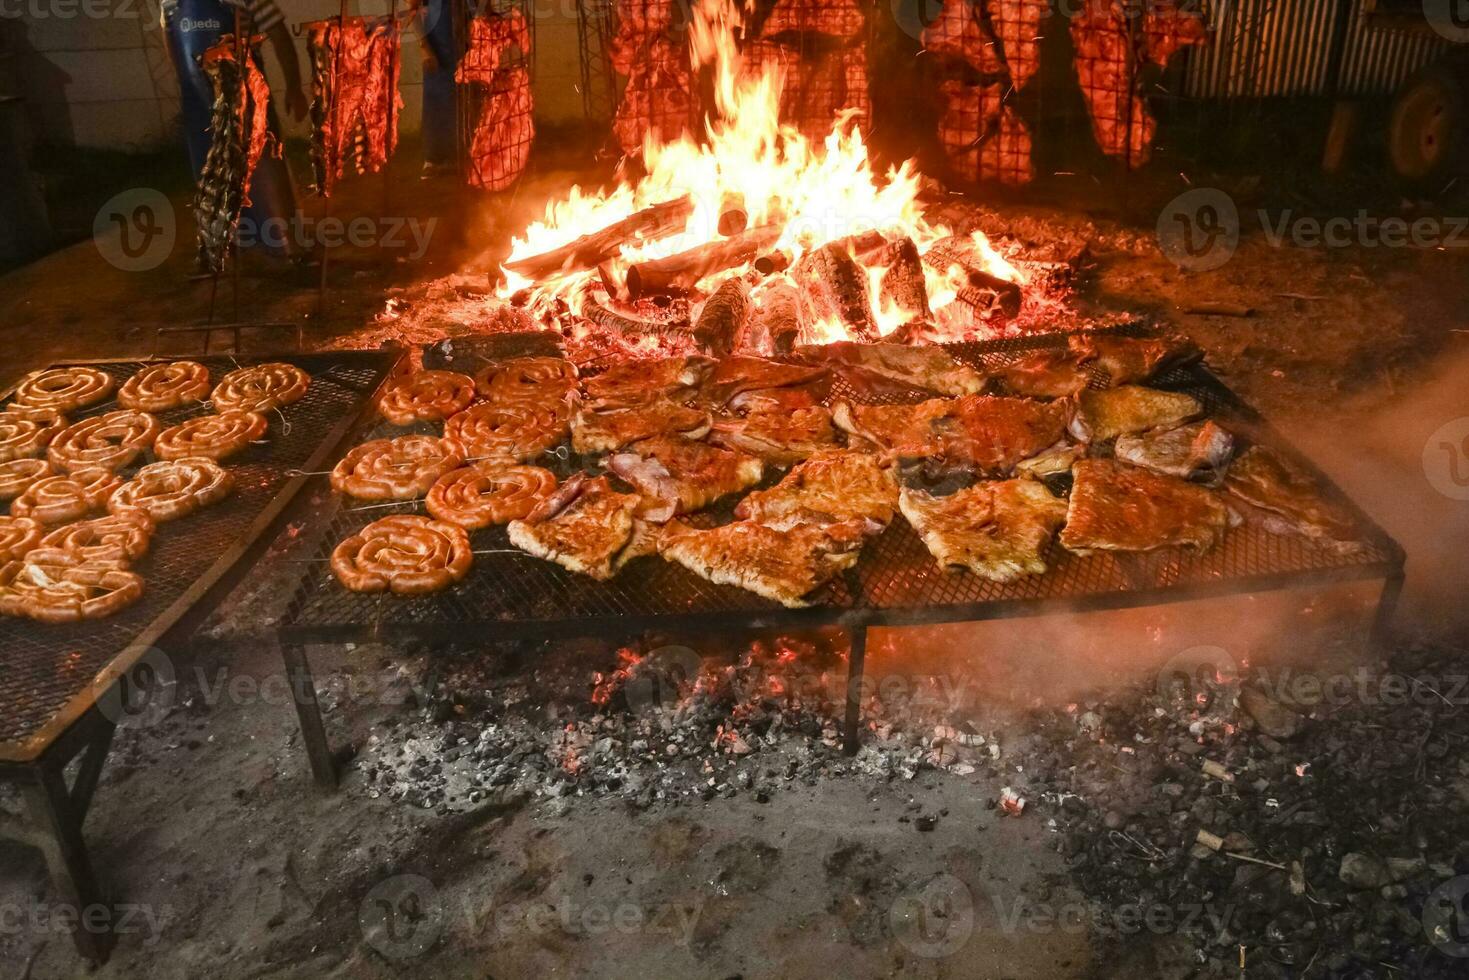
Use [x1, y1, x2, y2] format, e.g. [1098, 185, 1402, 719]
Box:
[0, 352, 397, 752]
[282, 330, 1401, 642]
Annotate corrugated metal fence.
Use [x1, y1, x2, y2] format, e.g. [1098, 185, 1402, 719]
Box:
[1184, 0, 1452, 100]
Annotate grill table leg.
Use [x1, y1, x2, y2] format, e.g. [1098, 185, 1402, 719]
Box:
[281, 642, 340, 790]
[20, 766, 114, 963]
[1370, 572, 1405, 654]
[843, 626, 868, 756]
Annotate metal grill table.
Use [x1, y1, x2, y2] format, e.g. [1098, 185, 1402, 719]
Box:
[0, 349, 400, 962]
[276, 330, 1405, 788]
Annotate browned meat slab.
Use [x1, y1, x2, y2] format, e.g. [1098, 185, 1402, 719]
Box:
[1068, 334, 1203, 385]
[571, 399, 711, 454]
[1225, 446, 1364, 555]
[832, 398, 954, 459]
[608, 436, 764, 522]
[899, 478, 1068, 582]
[581, 355, 716, 409]
[698, 355, 829, 409]
[1069, 386, 1202, 443]
[734, 450, 897, 531]
[658, 519, 866, 607]
[507, 474, 642, 580]
[836, 395, 1070, 475]
[794, 342, 985, 396]
[1060, 458, 1230, 554]
[935, 396, 1074, 474]
[1115, 420, 1234, 483]
[708, 406, 837, 465]
[988, 349, 1091, 398]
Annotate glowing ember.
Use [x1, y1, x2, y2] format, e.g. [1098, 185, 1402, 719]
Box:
[495, 0, 1032, 347]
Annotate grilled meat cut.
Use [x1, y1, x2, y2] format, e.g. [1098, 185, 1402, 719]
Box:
[794, 342, 985, 396]
[834, 395, 1071, 475]
[988, 349, 1091, 398]
[936, 396, 1074, 475]
[570, 399, 711, 454]
[1069, 386, 1202, 443]
[1115, 420, 1234, 483]
[506, 474, 642, 580]
[1060, 458, 1230, 554]
[734, 450, 897, 531]
[698, 355, 829, 409]
[582, 355, 716, 409]
[1068, 333, 1203, 385]
[608, 436, 764, 522]
[899, 478, 1068, 582]
[1015, 443, 1082, 478]
[729, 385, 825, 413]
[708, 406, 837, 465]
[658, 519, 867, 607]
[1224, 446, 1363, 555]
[832, 398, 954, 459]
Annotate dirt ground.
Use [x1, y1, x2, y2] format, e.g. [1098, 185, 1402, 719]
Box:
[1, 153, 1468, 980]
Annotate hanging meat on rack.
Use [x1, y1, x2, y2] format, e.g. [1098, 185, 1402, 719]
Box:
[305, 17, 402, 197]
[756, 0, 865, 40]
[466, 65, 534, 191]
[1068, 0, 1206, 167]
[742, 38, 868, 142]
[934, 79, 1033, 186]
[612, 34, 695, 155]
[922, 0, 1041, 185]
[457, 10, 535, 190]
[193, 37, 278, 274]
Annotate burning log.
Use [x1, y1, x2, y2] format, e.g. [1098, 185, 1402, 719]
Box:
[922, 234, 1022, 317]
[748, 281, 809, 354]
[946, 286, 1008, 329]
[874, 237, 930, 323]
[717, 191, 748, 236]
[625, 224, 781, 299]
[792, 242, 878, 341]
[827, 228, 889, 260]
[693, 277, 752, 356]
[754, 250, 791, 275]
[581, 289, 690, 337]
[504, 195, 694, 280]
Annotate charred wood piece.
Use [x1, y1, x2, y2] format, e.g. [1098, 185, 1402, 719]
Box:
[693, 277, 752, 356]
[792, 242, 878, 341]
[875, 237, 931, 323]
[504, 195, 694, 280]
[717, 191, 749, 236]
[625, 224, 781, 299]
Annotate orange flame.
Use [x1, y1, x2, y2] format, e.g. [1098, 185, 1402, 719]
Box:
[498, 0, 1026, 342]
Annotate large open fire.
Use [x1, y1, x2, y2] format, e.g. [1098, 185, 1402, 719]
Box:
[494, 0, 1043, 351]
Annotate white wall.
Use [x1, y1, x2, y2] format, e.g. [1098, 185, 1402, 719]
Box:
[13, 0, 593, 151]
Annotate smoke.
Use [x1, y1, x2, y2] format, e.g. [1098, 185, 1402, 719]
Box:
[1285, 343, 1469, 635]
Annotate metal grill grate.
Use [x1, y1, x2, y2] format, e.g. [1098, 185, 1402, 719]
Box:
[280, 329, 1401, 645]
[0, 351, 398, 757]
